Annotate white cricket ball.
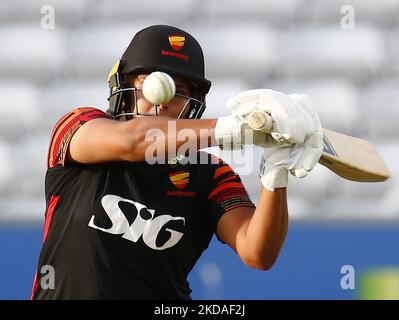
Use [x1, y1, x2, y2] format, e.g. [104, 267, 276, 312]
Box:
[142, 71, 176, 105]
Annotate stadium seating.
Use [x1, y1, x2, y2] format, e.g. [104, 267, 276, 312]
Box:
[190, 24, 277, 78]
[263, 79, 360, 133]
[0, 82, 41, 137]
[202, 78, 249, 119]
[278, 26, 384, 78]
[0, 0, 89, 25]
[0, 25, 66, 79]
[0, 141, 12, 190]
[360, 80, 399, 139]
[40, 81, 108, 124]
[202, 0, 303, 24]
[304, 0, 399, 26]
[88, 0, 196, 22]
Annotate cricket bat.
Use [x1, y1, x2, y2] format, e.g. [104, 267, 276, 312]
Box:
[247, 110, 390, 182]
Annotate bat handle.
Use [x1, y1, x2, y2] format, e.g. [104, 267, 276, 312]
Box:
[247, 110, 273, 134]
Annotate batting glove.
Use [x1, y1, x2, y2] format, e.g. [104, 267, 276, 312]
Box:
[259, 93, 323, 191]
[227, 89, 315, 144]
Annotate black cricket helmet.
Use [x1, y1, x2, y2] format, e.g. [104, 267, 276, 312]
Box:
[107, 25, 211, 119]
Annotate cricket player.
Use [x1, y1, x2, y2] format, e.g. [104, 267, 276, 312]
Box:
[31, 25, 323, 299]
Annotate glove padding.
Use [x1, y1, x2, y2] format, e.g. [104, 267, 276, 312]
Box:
[260, 138, 322, 191]
[287, 93, 323, 178]
[254, 92, 323, 191]
[227, 89, 316, 145]
[217, 88, 323, 191]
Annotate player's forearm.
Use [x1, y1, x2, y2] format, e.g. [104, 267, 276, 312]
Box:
[123, 117, 217, 162]
[238, 188, 288, 270]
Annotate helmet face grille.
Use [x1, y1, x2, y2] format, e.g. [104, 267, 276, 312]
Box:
[107, 80, 206, 120]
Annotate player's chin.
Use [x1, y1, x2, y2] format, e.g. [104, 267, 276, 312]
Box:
[153, 112, 180, 119]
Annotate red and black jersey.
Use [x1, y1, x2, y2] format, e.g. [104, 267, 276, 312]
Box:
[32, 107, 255, 300]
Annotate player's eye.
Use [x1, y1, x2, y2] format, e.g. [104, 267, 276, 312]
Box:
[176, 87, 190, 97]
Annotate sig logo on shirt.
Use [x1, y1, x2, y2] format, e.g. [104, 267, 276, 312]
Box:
[88, 195, 185, 250]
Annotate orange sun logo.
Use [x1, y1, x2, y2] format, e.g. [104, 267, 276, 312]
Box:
[169, 171, 189, 189]
[168, 35, 185, 51]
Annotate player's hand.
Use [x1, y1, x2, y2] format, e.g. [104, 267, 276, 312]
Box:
[259, 140, 322, 191]
[287, 93, 323, 178]
[215, 88, 300, 149]
[227, 89, 315, 144]
[259, 93, 323, 191]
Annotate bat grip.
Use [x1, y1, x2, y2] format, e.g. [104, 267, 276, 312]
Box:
[247, 110, 273, 133]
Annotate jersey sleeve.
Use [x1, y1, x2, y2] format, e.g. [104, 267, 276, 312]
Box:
[206, 155, 255, 226]
[47, 107, 111, 169]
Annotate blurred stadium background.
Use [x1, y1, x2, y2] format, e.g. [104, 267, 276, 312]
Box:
[0, 0, 398, 299]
